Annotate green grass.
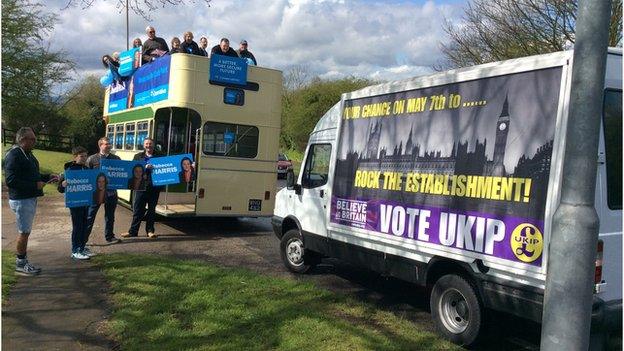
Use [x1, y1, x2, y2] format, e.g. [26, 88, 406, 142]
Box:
[2, 250, 17, 303]
[1, 147, 70, 196]
[95, 254, 458, 351]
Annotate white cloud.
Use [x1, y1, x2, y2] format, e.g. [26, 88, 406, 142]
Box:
[45, 0, 463, 91]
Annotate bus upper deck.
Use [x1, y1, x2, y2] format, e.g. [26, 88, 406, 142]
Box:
[102, 53, 283, 217]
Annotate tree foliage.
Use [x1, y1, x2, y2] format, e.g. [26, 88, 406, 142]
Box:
[63, 0, 211, 20]
[281, 76, 373, 151]
[60, 76, 106, 154]
[1, 0, 74, 133]
[439, 0, 623, 69]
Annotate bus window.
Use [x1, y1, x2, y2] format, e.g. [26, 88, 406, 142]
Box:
[107, 124, 115, 142]
[169, 121, 187, 154]
[202, 122, 259, 158]
[115, 124, 124, 149]
[125, 123, 136, 150]
[137, 121, 149, 150]
[154, 119, 187, 154]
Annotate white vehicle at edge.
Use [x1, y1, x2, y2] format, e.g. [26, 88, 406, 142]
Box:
[272, 49, 622, 347]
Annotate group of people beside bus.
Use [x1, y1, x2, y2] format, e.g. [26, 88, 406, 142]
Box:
[103, 26, 257, 76]
[4, 128, 172, 268]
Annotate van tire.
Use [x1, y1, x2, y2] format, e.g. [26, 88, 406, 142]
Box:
[280, 229, 312, 273]
[430, 274, 483, 346]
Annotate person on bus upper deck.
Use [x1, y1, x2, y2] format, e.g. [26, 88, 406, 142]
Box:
[210, 38, 238, 58]
[142, 26, 169, 63]
[236, 39, 257, 66]
[170, 37, 183, 54]
[180, 31, 202, 56]
[132, 38, 142, 48]
[198, 37, 209, 57]
[102, 53, 122, 83]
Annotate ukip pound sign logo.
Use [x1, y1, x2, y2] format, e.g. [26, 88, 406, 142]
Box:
[511, 223, 543, 263]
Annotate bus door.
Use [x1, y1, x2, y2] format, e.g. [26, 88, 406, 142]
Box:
[153, 107, 201, 215]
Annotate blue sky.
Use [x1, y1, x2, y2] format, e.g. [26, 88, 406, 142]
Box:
[46, 0, 467, 92]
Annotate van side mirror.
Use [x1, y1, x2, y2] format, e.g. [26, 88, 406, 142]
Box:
[286, 169, 302, 195]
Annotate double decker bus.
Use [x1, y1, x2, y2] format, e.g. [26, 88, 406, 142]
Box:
[103, 53, 282, 217]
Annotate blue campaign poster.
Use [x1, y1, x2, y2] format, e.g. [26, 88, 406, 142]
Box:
[101, 159, 146, 190]
[107, 54, 171, 113]
[210, 55, 248, 86]
[118, 47, 141, 77]
[108, 80, 129, 113]
[64, 169, 102, 208]
[150, 153, 194, 186]
[132, 54, 171, 108]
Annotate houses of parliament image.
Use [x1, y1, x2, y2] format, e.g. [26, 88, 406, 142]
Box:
[333, 96, 555, 218]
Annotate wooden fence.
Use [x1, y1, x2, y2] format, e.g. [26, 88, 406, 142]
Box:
[2, 128, 76, 153]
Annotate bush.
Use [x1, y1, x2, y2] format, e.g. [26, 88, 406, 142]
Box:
[281, 77, 373, 151]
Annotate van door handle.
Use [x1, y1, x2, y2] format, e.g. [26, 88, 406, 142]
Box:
[320, 189, 325, 198]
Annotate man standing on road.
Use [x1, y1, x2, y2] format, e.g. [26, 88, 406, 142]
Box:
[122, 138, 163, 239]
[4, 127, 59, 275]
[85, 137, 122, 244]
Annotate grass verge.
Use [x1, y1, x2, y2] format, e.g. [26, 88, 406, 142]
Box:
[2, 250, 17, 303]
[95, 254, 457, 351]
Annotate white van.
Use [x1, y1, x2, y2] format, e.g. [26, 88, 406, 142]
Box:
[272, 49, 621, 346]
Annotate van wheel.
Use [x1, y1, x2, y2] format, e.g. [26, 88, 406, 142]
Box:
[280, 229, 312, 273]
[430, 274, 483, 346]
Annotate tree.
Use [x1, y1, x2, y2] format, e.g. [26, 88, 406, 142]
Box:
[438, 0, 622, 69]
[1, 0, 74, 133]
[281, 77, 373, 151]
[60, 76, 106, 154]
[62, 0, 211, 20]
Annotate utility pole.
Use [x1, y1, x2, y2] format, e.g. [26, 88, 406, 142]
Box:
[540, 0, 611, 350]
[126, 0, 129, 50]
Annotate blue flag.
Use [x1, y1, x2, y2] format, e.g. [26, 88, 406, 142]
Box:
[64, 170, 103, 208]
[101, 159, 146, 190]
[150, 153, 194, 186]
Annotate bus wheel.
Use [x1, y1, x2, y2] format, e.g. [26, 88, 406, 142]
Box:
[280, 229, 311, 273]
[430, 274, 483, 346]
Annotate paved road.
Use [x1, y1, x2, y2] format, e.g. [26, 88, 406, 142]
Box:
[2, 182, 541, 350]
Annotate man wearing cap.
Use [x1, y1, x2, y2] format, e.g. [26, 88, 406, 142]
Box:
[210, 38, 238, 58]
[142, 26, 169, 63]
[236, 40, 257, 65]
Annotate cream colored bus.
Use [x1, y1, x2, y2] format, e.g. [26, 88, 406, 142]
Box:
[103, 53, 282, 217]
